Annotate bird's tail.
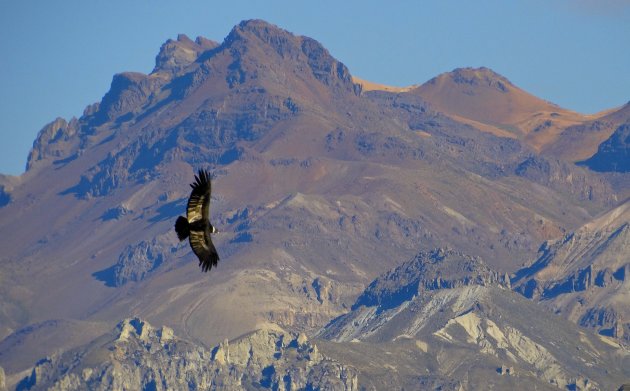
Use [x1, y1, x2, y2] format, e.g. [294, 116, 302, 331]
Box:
[175, 216, 190, 241]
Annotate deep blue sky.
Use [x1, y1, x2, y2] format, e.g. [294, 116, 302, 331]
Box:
[1, 0, 629, 175]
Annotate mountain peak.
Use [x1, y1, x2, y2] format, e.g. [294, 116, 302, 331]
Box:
[225, 19, 294, 47]
[237, 18, 284, 33]
[412, 66, 573, 142]
[433, 67, 512, 93]
[417, 66, 519, 100]
[222, 19, 357, 93]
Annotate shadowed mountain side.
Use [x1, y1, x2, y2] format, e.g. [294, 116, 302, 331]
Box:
[317, 248, 629, 390]
[578, 122, 630, 173]
[0, 19, 624, 385]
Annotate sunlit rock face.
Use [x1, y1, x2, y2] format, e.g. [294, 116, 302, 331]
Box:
[16, 318, 357, 391]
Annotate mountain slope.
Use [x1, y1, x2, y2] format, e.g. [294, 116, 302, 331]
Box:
[512, 201, 630, 343]
[0, 19, 623, 384]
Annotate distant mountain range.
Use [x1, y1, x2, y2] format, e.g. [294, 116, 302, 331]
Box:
[357, 66, 630, 166]
[0, 19, 627, 390]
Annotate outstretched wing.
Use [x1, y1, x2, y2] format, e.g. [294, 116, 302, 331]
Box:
[186, 169, 211, 223]
[189, 230, 219, 272]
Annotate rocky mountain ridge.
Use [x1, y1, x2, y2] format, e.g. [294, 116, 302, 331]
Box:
[15, 318, 357, 391]
[351, 248, 510, 310]
[317, 247, 629, 390]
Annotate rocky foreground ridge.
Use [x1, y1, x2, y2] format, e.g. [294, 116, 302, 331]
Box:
[16, 318, 357, 391]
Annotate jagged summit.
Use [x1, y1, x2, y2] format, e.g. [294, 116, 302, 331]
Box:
[221, 19, 357, 93]
[24, 19, 360, 174]
[153, 33, 218, 74]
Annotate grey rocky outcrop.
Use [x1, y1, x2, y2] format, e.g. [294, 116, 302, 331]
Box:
[26, 117, 80, 170]
[112, 238, 168, 286]
[17, 318, 358, 390]
[153, 34, 218, 75]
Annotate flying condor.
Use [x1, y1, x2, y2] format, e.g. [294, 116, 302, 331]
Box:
[174, 169, 219, 272]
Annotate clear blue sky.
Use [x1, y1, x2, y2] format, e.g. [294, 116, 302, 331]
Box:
[1, 0, 629, 175]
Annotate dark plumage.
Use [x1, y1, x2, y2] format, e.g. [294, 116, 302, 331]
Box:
[174, 169, 219, 272]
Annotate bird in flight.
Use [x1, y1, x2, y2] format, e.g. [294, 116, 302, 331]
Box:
[175, 169, 219, 272]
